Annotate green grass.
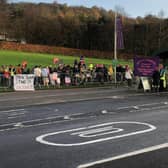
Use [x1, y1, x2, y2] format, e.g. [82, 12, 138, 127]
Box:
[0, 50, 133, 68]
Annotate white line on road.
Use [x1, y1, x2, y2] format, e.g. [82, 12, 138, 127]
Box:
[77, 143, 168, 168]
[7, 116, 24, 119]
[71, 126, 124, 138]
[129, 105, 168, 113]
[0, 112, 86, 132]
[8, 112, 26, 116]
[0, 118, 78, 132]
[0, 115, 61, 127]
[117, 102, 166, 110]
[36, 121, 156, 147]
[0, 109, 25, 113]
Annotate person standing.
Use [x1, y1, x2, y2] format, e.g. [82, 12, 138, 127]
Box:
[159, 64, 166, 92]
[108, 65, 113, 82]
[152, 66, 160, 92]
[34, 65, 42, 87]
[125, 65, 133, 87]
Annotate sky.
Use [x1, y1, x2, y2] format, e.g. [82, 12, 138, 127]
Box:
[12, 0, 168, 18]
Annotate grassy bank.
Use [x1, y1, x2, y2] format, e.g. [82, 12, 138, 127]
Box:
[0, 50, 133, 68]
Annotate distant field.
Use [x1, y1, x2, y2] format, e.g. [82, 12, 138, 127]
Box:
[0, 50, 132, 68]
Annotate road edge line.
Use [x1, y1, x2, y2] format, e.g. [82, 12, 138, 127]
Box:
[77, 143, 168, 168]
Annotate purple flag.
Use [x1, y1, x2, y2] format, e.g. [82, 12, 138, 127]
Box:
[116, 16, 124, 49]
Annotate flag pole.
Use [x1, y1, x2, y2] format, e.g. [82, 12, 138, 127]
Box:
[114, 12, 117, 85]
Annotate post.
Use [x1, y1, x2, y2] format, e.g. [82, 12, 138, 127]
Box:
[114, 12, 117, 84]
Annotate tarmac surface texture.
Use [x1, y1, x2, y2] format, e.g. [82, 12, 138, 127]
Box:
[0, 87, 168, 168]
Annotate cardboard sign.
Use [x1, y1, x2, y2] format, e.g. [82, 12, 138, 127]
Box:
[140, 77, 151, 91]
[14, 74, 35, 91]
[65, 77, 71, 84]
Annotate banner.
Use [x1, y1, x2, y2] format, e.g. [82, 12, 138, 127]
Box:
[14, 74, 35, 91]
[134, 57, 160, 77]
[116, 16, 124, 49]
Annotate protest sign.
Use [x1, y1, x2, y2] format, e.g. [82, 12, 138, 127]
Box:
[14, 74, 35, 91]
[65, 77, 71, 84]
[134, 57, 159, 77]
[140, 77, 151, 91]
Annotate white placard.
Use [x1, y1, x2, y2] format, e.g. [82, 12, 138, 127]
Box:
[14, 74, 35, 91]
[140, 77, 151, 91]
[65, 77, 71, 84]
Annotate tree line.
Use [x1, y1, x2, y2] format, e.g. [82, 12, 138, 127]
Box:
[0, 0, 168, 57]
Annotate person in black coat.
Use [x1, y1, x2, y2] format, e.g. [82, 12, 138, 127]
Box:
[152, 66, 160, 92]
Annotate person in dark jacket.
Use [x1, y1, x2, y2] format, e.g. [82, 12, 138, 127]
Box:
[152, 66, 160, 92]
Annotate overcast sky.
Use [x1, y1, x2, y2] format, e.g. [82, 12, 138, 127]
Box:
[12, 0, 168, 18]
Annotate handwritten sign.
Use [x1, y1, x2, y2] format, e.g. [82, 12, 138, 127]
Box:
[14, 74, 35, 91]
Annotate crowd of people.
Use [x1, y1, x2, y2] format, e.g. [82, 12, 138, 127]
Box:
[0, 58, 133, 88]
[152, 64, 168, 92]
[1, 56, 168, 93]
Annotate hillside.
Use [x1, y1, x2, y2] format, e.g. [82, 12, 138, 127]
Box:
[0, 0, 168, 57]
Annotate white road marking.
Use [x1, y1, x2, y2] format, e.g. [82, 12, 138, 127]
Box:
[36, 121, 156, 147]
[6, 112, 26, 119]
[0, 115, 63, 129]
[0, 118, 80, 132]
[8, 112, 26, 116]
[77, 143, 168, 168]
[0, 112, 87, 132]
[118, 102, 166, 110]
[64, 115, 70, 120]
[0, 109, 25, 113]
[8, 116, 23, 119]
[129, 105, 168, 113]
[110, 96, 124, 99]
[101, 110, 108, 114]
[14, 123, 24, 127]
[71, 126, 123, 138]
[133, 106, 139, 109]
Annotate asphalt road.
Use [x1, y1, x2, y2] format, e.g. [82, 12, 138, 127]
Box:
[0, 87, 168, 168]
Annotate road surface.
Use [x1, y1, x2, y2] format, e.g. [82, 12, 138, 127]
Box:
[0, 87, 168, 168]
